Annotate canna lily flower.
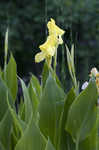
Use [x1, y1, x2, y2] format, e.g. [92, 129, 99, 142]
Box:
[35, 18, 65, 66]
[47, 18, 65, 44]
[35, 34, 58, 65]
[47, 18, 65, 36]
[39, 34, 58, 54]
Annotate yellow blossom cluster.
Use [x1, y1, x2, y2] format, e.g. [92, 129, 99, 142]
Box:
[35, 18, 65, 66]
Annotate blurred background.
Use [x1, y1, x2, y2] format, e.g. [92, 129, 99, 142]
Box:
[0, 0, 99, 90]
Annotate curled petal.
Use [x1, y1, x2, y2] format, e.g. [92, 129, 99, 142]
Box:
[35, 52, 45, 63]
[39, 35, 58, 52]
[47, 18, 65, 36]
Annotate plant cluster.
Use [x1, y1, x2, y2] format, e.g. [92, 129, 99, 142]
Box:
[0, 19, 99, 150]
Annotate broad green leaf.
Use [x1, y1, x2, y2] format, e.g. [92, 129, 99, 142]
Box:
[15, 115, 46, 150]
[0, 110, 12, 150]
[66, 80, 98, 144]
[10, 132, 18, 150]
[0, 77, 13, 121]
[20, 78, 32, 123]
[79, 126, 97, 150]
[6, 54, 18, 101]
[45, 138, 55, 150]
[0, 80, 8, 121]
[41, 62, 62, 90]
[30, 75, 41, 100]
[79, 107, 99, 150]
[7, 98, 26, 135]
[28, 77, 39, 115]
[18, 99, 25, 121]
[0, 142, 5, 150]
[58, 88, 76, 150]
[39, 73, 65, 147]
[0, 67, 3, 77]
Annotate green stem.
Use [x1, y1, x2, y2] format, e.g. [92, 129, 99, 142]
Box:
[54, 48, 57, 73]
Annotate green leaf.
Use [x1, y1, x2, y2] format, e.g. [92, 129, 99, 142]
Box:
[66, 80, 98, 144]
[0, 77, 13, 121]
[39, 73, 65, 147]
[28, 76, 39, 115]
[20, 78, 32, 123]
[0, 80, 8, 121]
[15, 115, 46, 150]
[0, 77, 13, 149]
[45, 138, 55, 150]
[79, 106, 99, 150]
[58, 88, 76, 150]
[42, 62, 63, 90]
[18, 99, 25, 121]
[10, 131, 18, 150]
[41, 62, 49, 90]
[0, 142, 5, 150]
[30, 75, 41, 100]
[0, 110, 12, 150]
[6, 54, 18, 101]
[7, 97, 26, 136]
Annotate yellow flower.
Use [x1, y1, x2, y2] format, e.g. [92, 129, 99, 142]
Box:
[47, 18, 65, 36]
[35, 51, 52, 66]
[35, 34, 57, 64]
[35, 18, 65, 66]
[39, 34, 58, 55]
[35, 51, 46, 63]
[47, 18, 65, 45]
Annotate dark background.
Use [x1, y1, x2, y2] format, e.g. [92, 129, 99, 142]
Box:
[0, 0, 99, 89]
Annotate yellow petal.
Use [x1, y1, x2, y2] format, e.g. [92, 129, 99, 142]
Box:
[47, 18, 65, 36]
[50, 18, 55, 24]
[35, 52, 45, 63]
[46, 47, 56, 57]
[39, 35, 58, 52]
